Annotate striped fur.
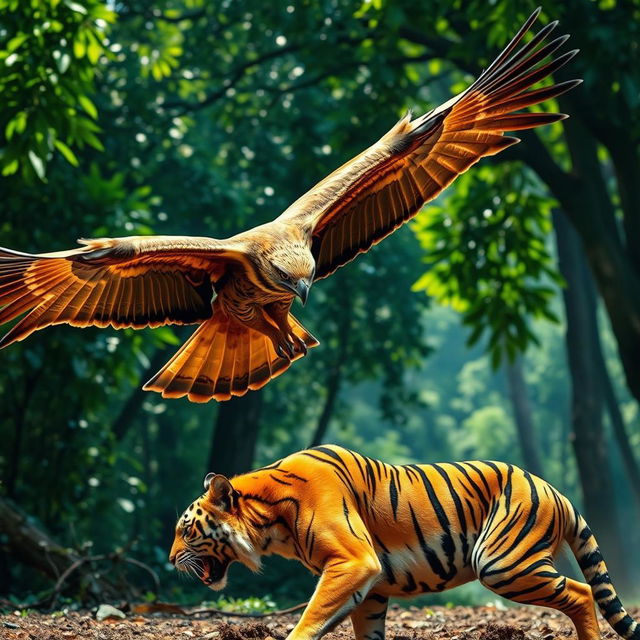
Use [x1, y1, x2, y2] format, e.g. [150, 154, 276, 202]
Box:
[171, 446, 638, 640]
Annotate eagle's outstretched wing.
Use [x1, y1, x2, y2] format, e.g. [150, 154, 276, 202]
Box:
[279, 8, 580, 280]
[0, 236, 245, 347]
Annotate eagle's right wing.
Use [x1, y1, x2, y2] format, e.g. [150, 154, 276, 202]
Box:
[278, 8, 579, 281]
[0, 235, 246, 347]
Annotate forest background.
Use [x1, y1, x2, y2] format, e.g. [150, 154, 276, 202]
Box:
[1, 0, 639, 611]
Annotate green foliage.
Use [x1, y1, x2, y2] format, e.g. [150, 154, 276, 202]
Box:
[413, 163, 562, 368]
[0, 0, 115, 180]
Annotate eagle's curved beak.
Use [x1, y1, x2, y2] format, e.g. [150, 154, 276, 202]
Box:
[295, 279, 311, 306]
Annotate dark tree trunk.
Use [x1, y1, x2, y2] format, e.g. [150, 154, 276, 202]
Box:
[207, 391, 264, 476]
[309, 362, 343, 448]
[600, 365, 640, 512]
[309, 296, 352, 447]
[110, 347, 171, 442]
[559, 112, 640, 409]
[554, 209, 629, 587]
[514, 126, 640, 408]
[6, 407, 26, 499]
[156, 411, 185, 557]
[5, 364, 42, 498]
[504, 356, 544, 477]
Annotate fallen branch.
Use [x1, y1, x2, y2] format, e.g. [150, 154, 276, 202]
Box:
[132, 601, 308, 618]
[189, 601, 308, 618]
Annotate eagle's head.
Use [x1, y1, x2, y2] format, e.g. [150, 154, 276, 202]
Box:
[268, 244, 315, 304]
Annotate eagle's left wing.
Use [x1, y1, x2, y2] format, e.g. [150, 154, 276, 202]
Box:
[0, 235, 245, 347]
[278, 9, 580, 280]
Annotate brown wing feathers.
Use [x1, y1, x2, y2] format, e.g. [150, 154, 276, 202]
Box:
[0, 242, 215, 347]
[307, 8, 580, 280]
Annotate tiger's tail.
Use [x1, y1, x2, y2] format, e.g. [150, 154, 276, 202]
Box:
[143, 310, 318, 402]
[565, 505, 640, 639]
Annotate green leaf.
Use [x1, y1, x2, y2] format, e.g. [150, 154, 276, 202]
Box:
[5, 119, 16, 140]
[7, 34, 28, 53]
[153, 327, 181, 346]
[87, 35, 102, 65]
[79, 94, 98, 119]
[11, 111, 27, 135]
[54, 139, 79, 166]
[28, 150, 46, 181]
[83, 132, 105, 151]
[57, 52, 71, 73]
[1, 159, 19, 176]
[64, 0, 87, 14]
[73, 36, 86, 58]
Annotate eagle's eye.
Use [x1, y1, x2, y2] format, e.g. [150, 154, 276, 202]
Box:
[275, 267, 291, 282]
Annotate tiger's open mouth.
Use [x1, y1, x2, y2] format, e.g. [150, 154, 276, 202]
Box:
[201, 557, 230, 589]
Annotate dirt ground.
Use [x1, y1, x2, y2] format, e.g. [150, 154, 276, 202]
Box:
[1, 603, 633, 640]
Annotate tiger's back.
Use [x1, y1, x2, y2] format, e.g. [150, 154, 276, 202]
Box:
[171, 445, 639, 640]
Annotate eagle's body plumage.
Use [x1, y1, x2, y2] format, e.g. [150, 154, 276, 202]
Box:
[0, 9, 580, 401]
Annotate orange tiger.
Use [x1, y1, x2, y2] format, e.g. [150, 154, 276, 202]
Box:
[170, 445, 638, 640]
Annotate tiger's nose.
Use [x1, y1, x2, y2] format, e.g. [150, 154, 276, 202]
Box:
[169, 553, 177, 565]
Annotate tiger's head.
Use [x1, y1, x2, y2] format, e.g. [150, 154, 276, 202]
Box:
[169, 473, 260, 590]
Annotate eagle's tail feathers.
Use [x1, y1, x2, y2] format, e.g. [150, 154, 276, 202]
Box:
[143, 311, 318, 402]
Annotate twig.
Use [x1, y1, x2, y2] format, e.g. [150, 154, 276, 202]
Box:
[122, 557, 160, 595]
[47, 554, 106, 608]
[23, 550, 162, 609]
[187, 601, 308, 618]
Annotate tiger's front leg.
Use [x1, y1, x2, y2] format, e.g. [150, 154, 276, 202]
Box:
[350, 592, 388, 640]
[287, 555, 382, 640]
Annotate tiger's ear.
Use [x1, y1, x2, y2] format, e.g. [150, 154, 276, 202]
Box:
[205, 473, 237, 512]
[203, 472, 216, 491]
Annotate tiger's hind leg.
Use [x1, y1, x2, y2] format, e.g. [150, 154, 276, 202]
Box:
[350, 592, 388, 640]
[475, 553, 600, 639]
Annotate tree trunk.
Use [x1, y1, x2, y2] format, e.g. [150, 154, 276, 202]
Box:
[309, 363, 343, 448]
[5, 364, 43, 498]
[554, 209, 629, 587]
[110, 347, 171, 442]
[207, 391, 264, 476]
[515, 127, 640, 408]
[309, 295, 352, 447]
[560, 112, 640, 410]
[600, 365, 640, 512]
[504, 356, 544, 477]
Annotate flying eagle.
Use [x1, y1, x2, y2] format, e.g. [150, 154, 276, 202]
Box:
[0, 9, 579, 402]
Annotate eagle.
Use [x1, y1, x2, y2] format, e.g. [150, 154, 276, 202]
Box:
[0, 9, 579, 402]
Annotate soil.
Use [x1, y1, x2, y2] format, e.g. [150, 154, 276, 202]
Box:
[1, 603, 633, 640]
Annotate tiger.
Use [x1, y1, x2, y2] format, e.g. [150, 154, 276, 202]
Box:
[169, 445, 639, 640]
